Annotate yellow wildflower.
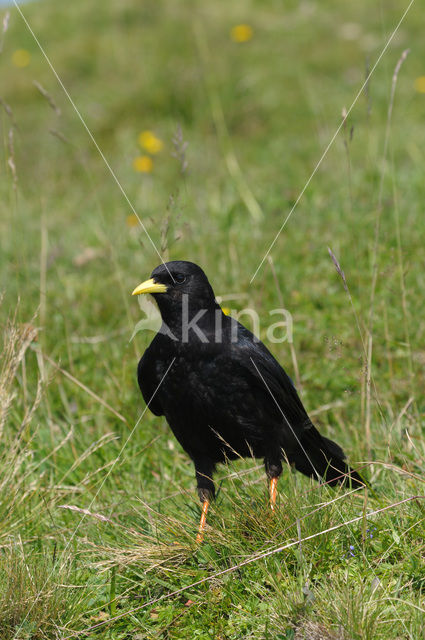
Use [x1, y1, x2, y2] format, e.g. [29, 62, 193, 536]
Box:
[126, 214, 139, 227]
[230, 24, 253, 43]
[221, 307, 231, 316]
[133, 156, 153, 173]
[138, 130, 163, 154]
[414, 76, 425, 94]
[12, 49, 31, 68]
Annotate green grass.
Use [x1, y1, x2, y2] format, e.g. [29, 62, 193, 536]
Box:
[0, 0, 424, 637]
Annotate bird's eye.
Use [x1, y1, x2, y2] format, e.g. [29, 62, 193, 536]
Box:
[174, 274, 186, 284]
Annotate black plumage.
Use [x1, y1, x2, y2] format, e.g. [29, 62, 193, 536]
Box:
[133, 261, 363, 524]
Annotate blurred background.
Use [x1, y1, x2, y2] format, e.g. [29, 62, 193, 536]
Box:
[0, 0, 424, 637]
[2, 0, 424, 415]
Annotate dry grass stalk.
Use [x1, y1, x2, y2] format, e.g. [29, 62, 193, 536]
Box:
[0, 10, 10, 53]
[0, 318, 38, 438]
[7, 128, 18, 192]
[171, 123, 188, 174]
[33, 80, 61, 116]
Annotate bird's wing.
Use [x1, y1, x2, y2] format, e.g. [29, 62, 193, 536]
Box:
[181, 326, 311, 453]
[221, 324, 350, 467]
[229, 338, 311, 445]
[137, 337, 165, 416]
[235, 322, 308, 409]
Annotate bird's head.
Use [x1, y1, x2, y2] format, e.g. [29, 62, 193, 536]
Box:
[132, 261, 219, 329]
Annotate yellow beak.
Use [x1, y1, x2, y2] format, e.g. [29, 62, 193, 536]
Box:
[131, 278, 167, 296]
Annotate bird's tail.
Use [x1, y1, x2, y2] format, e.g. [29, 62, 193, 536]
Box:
[291, 427, 366, 489]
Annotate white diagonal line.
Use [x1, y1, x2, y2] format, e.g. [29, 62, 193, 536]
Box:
[13, 356, 176, 640]
[12, 1, 174, 280]
[250, 0, 416, 283]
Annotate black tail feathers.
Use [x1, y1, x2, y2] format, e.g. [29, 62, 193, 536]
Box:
[291, 431, 366, 489]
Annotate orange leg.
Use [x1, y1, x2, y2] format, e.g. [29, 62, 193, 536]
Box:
[196, 499, 210, 543]
[269, 477, 278, 511]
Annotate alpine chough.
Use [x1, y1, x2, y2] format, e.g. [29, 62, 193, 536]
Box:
[132, 261, 364, 540]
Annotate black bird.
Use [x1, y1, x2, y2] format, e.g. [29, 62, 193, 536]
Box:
[132, 261, 364, 540]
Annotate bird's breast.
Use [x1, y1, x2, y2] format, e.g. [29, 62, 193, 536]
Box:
[153, 349, 265, 461]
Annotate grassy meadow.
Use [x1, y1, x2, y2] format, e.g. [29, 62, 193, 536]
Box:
[0, 0, 424, 637]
